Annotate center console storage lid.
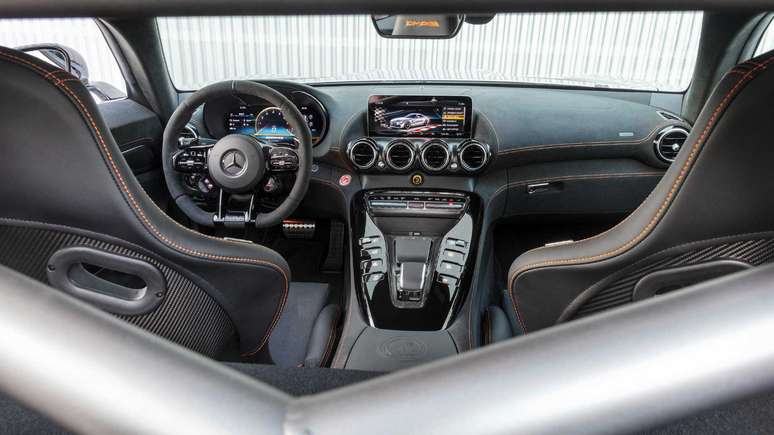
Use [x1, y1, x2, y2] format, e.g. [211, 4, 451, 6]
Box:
[345, 328, 458, 372]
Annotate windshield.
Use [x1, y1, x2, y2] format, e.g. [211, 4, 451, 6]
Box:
[157, 12, 703, 92]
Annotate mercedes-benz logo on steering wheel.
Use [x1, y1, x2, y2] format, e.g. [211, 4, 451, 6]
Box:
[221, 150, 247, 177]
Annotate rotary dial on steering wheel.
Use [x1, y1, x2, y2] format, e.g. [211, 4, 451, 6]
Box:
[162, 80, 313, 229]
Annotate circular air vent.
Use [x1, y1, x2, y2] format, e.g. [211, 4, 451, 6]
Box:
[654, 127, 690, 163]
[348, 138, 378, 170]
[420, 140, 450, 172]
[458, 140, 489, 172]
[385, 140, 416, 171]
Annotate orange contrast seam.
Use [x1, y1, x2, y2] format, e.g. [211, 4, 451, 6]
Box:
[497, 125, 663, 155]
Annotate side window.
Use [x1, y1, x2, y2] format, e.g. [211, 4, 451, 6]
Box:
[0, 18, 126, 100]
[754, 16, 774, 57]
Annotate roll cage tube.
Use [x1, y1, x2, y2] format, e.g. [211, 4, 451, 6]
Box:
[1, 264, 774, 434]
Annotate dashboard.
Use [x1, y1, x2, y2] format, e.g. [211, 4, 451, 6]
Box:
[189, 81, 691, 189]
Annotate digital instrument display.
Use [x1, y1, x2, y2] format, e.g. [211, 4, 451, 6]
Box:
[368, 95, 472, 138]
[225, 93, 327, 146]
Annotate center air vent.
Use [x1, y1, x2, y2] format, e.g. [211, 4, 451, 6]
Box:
[458, 140, 489, 172]
[420, 141, 450, 172]
[349, 138, 378, 170]
[654, 127, 690, 163]
[385, 140, 416, 171]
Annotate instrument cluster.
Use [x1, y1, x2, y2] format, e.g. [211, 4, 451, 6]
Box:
[203, 89, 328, 147]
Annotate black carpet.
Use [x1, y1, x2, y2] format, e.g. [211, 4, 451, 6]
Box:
[643, 391, 774, 435]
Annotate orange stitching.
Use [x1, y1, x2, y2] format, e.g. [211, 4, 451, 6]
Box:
[0, 50, 288, 355]
[487, 172, 663, 208]
[507, 58, 774, 332]
[319, 307, 340, 367]
[497, 125, 662, 155]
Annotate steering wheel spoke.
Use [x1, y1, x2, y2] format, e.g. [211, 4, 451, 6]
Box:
[213, 189, 255, 228]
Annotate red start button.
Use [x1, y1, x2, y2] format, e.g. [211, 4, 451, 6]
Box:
[339, 174, 352, 186]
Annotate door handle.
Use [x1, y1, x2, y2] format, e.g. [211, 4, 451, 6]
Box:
[632, 260, 751, 302]
[47, 246, 166, 315]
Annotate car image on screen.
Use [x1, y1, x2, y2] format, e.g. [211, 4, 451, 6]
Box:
[389, 113, 430, 129]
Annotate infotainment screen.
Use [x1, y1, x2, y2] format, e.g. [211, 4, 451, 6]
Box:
[368, 95, 472, 138]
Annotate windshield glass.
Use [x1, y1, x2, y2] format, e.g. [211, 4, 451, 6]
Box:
[158, 12, 703, 92]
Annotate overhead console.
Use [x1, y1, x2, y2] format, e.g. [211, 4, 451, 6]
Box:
[347, 95, 491, 175]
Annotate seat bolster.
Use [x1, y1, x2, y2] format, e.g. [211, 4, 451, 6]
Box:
[267, 282, 335, 367]
[304, 304, 341, 368]
[483, 305, 513, 344]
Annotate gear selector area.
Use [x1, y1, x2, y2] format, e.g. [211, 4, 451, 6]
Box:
[394, 236, 432, 304]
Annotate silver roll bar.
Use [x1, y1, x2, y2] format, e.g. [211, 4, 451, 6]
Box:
[2, 264, 774, 434]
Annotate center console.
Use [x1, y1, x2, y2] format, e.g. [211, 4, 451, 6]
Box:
[351, 190, 480, 331]
[335, 95, 489, 371]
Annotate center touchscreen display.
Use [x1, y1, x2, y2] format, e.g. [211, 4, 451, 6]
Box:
[368, 95, 472, 138]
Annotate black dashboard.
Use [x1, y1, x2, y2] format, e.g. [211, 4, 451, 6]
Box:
[190, 81, 690, 175]
[182, 80, 692, 208]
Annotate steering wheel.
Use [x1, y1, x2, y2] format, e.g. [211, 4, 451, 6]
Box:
[162, 80, 312, 229]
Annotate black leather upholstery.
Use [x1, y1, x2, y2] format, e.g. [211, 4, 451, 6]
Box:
[506, 51, 774, 334]
[267, 282, 340, 367]
[482, 305, 512, 345]
[0, 46, 303, 359]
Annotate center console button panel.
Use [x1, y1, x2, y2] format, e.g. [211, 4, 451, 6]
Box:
[366, 191, 468, 217]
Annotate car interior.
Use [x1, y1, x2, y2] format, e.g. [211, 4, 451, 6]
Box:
[3, 1, 774, 433]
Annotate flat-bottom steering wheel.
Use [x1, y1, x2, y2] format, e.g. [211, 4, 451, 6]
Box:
[162, 80, 312, 228]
